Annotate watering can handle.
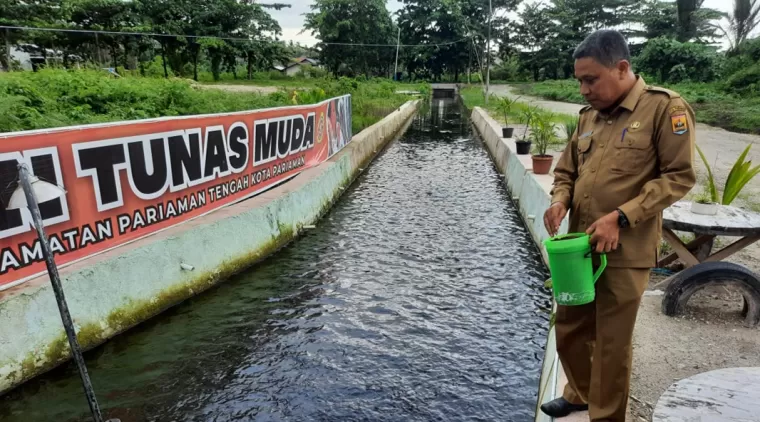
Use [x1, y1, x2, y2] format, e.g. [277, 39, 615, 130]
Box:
[584, 245, 616, 284]
[593, 254, 607, 284]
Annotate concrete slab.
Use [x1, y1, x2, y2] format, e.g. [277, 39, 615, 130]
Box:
[653, 367, 760, 422]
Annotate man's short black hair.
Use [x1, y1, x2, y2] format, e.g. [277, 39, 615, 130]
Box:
[573, 30, 631, 68]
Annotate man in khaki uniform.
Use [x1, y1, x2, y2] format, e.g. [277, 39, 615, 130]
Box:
[540, 30, 696, 421]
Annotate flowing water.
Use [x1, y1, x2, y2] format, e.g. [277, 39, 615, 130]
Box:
[0, 98, 551, 422]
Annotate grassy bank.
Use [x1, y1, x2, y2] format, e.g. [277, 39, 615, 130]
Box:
[461, 85, 575, 147]
[514, 79, 760, 135]
[0, 69, 429, 135]
[461, 86, 573, 123]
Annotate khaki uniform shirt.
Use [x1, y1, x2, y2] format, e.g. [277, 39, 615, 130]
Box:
[550, 77, 696, 268]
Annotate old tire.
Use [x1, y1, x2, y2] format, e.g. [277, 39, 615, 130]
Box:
[662, 261, 760, 327]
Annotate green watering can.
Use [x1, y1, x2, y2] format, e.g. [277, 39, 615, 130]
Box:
[543, 233, 607, 306]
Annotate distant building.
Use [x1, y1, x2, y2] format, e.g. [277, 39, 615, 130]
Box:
[275, 57, 321, 76]
[10, 46, 34, 70]
[9, 44, 82, 71]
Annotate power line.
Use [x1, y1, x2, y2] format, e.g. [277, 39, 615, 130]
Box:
[319, 38, 468, 47]
[0, 25, 468, 48]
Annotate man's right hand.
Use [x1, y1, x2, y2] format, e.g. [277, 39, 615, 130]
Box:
[544, 202, 568, 237]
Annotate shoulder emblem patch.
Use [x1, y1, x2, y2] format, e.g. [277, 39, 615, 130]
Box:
[669, 105, 686, 115]
[671, 114, 688, 135]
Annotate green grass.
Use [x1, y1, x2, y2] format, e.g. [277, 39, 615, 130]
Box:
[461, 85, 571, 123]
[514, 80, 585, 104]
[461, 85, 574, 146]
[0, 69, 429, 135]
[515, 79, 760, 135]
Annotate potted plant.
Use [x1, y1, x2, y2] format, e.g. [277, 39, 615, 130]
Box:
[696, 144, 760, 206]
[530, 112, 556, 175]
[516, 106, 538, 155]
[690, 191, 718, 215]
[497, 96, 520, 138]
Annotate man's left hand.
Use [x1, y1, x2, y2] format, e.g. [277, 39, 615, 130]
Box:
[586, 211, 620, 253]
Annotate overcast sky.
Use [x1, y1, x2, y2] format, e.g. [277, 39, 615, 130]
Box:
[270, 0, 736, 48]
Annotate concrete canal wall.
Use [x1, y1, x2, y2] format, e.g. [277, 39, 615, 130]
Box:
[0, 100, 419, 395]
[470, 107, 567, 422]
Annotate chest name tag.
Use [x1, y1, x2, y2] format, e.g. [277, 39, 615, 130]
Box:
[579, 131, 593, 139]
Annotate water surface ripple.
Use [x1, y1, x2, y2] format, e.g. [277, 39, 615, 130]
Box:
[0, 99, 551, 422]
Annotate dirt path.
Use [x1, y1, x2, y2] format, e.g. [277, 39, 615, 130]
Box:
[490, 85, 585, 117]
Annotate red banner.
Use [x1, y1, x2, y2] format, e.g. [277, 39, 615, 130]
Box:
[0, 95, 353, 289]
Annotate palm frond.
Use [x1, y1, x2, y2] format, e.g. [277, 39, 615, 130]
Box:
[696, 144, 719, 203]
[723, 144, 760, 205]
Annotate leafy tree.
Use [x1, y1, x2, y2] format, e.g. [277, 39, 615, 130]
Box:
[675, 0, 724, 42]
[717, 0, 760, 50]
[630, 0, 723, 43]
[68, 0, 141, 67]
[304, 0, 396, 77]
[0, 0, 68, 69]
[514, 3, 557, 80]
[634, 36, 719, 83]
[544, 0, 637, 78]
[287, 41, 320, 59]
[396, 0, 520, 81]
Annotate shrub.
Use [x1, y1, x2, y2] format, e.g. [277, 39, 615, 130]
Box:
[490, 55, 529, 82]
[0, 69, 428, 135]
[635, 37, 720, 83]
[726, 63, 760, 94]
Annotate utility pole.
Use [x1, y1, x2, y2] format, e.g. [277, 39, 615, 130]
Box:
[467, 35, 471, 85]
[484, 0, 492, 105]
[394, 26, 401, 81]
[95, 33, 103, 66]
[5, 28, 10, 72]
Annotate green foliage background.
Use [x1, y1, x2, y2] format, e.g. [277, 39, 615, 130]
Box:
[0, 69, 429, 135]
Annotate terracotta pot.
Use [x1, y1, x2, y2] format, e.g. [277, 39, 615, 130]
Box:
[516, 140, 532, 155]
[502, 127, 514, 138]
[532, 155, 554, 175]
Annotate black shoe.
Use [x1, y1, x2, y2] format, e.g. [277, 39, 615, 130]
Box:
[539, 397, 589, 417]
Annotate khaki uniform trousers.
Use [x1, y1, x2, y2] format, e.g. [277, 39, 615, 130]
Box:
[555, 267, 650, 422]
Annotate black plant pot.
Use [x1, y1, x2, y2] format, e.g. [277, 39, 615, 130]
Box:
[516, 140, 532, 155]
[502, 127, 514, 138]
